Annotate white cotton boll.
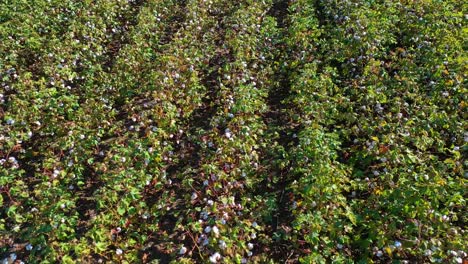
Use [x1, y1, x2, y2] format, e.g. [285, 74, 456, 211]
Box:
[142, 212, 150, 220]
[6, 118, 15, 125]
[201, 211, 209, 220]
[209, 252, 221, 263]
[179, 246, 187, 255]
[219, 240, 227, 249]
[204, 226, 212, 233]
[212, 226, 219, 236]
[394, 241, 402, 248]
[191, 192, 198, 200]
[247, 243, 254, 250]
[26, 243, 33, 251]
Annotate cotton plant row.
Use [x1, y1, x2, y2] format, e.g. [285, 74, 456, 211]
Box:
[262, 1, 356, 262]
[169, 1, 279, 263]
[277, 0, 466, 263]
[319, 1, 465, 262]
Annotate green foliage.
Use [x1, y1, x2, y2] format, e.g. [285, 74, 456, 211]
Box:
[0, 0, 465, 263]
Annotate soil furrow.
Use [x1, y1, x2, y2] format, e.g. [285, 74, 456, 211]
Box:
[259, 0, 303, 261]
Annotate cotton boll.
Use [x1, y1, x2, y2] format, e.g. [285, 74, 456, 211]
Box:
[179, 246, 187, 255]
[209, 252, 221, 263]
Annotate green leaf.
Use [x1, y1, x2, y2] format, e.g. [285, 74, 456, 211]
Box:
[62, 255, 75, 264]
[346, 208, 357, 225]
[95, 242, 108, 252]
[117, 206, 126, 216]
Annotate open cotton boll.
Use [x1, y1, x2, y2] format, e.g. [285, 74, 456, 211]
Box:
[179, 246, 187, 255]
[209, 252, 221, 263]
